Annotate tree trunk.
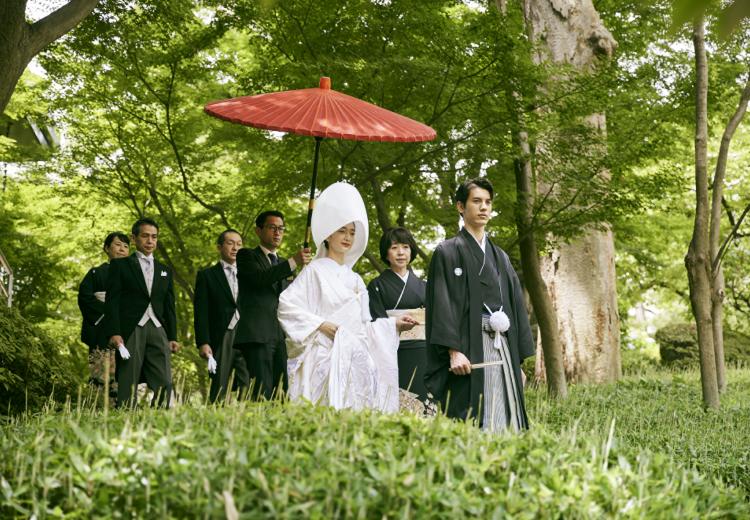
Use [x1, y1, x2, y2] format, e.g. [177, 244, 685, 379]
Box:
[0, 0, 98, 114]
[522, 0, 621, 383]
[687, 17, 719, 409]
[708, 78, 750, 394]
[514, 135, 567, 398]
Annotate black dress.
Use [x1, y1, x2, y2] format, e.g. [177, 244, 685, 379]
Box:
[367, 269, 428, 400]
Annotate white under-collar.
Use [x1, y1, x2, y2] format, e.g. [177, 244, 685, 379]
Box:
[136, 250, 153, 261]
[472, 233, 487, 253]
[393, 270, 409, 283]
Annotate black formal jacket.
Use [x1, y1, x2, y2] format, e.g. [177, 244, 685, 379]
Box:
[424, 228, 535, 428]
[78, 262, 109, 349]
[103, 254, 177, 343]
[234, 246, 293, 344]
[194, 262, 239, 350]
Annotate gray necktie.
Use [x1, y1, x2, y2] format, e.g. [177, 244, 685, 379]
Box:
[226, 265, 238, 301]
[268, 253, 278, 265]
[143, 257, 154, 293]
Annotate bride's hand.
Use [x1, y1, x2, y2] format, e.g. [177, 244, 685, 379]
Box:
[318, 321, 339, 340]
[396, 315, 419, 333]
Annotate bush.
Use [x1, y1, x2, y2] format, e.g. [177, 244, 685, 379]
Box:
[0, 305, 83, 414]
[1, 398, 748, 518]
[527, 369, 750, 498]
[656, 323, 750, 367]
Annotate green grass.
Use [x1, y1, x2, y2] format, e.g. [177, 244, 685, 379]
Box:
[2, 372, 750, 519]
[527, 367, 750, 498]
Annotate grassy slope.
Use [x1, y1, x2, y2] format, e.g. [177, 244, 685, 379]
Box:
[1, 369, 748, 518]
[527, 368, 750, 497]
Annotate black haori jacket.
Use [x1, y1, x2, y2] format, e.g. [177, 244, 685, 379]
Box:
[424, 228, 535, 428]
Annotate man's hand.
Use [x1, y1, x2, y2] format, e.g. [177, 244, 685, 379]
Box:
[395, 314, 419, 333]
[318, 321, 339, 340]
[199, 344, 212, 359]
[293, 248, 313, 267]
[109, 335, 124, 348]
[449, 349, 471, 376]
[169, 341, 181, 353]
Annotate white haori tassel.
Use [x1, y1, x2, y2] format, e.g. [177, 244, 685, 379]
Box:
[489, 306, 510, 333]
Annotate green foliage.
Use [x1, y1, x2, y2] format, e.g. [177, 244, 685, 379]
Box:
[655, 323, 750, 367]
[2, 391, 748, 517]
[528, 369, 750, 497]
[0, 305, 83, 415]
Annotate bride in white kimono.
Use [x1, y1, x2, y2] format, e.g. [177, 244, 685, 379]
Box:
[278, 183, 417, 412]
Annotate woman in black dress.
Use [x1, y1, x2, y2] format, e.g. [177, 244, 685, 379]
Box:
[368, 227, 428, 400]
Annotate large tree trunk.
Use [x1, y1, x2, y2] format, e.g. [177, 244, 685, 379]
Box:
[523, 0, 621, 383]
[687, 17, 719, 409]
[0, 0, 98, 114]
[514, 134, 567, 397]
[708, 78, 750, 394]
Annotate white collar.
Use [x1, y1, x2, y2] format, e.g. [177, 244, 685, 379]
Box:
[136, 251, 153, 261]
[472, 233, 487, 253]
[220, 259, 236, 271]
[259, 244, 277, 258]
[392, 270, 409, 283]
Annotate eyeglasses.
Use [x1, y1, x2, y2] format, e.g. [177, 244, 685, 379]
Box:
[264, 225, 286, 233]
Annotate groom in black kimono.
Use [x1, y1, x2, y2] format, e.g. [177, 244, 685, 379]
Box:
[425, 178, 535, 430]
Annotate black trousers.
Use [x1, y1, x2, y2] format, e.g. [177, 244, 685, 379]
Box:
[236, 340, 288, 400]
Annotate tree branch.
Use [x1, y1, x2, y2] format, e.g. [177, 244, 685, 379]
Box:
[28, 0, 98, 57]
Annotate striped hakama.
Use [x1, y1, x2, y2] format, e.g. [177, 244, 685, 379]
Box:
[481, 316, 523, 433]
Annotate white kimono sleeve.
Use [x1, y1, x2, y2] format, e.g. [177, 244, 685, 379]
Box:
[358, 276, 400, 412]
[278, 266, 326, 346]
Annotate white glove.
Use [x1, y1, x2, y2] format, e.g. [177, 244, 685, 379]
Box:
[94, 291, 106, 303]
[207, 354, 217, 374]
[118, 343, 131, 360]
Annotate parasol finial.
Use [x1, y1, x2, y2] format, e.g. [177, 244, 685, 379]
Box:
[319, 77, 331, 90]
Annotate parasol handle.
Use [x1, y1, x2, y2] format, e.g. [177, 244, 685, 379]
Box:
[304, 137, 323, 249]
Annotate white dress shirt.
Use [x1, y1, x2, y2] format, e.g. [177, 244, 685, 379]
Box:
[220, 260, 240, 330]
[259, 245, 296, 270]
[135, 251, 162, 328]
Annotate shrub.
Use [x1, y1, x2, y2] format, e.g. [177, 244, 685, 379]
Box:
[1, 398, 748, 518]
[656, 323, 750, 367]
[0, 305, 82, 414]
[527, 369, 750, 498]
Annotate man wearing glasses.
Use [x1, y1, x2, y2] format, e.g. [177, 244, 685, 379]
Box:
[235, 210, 311, 399]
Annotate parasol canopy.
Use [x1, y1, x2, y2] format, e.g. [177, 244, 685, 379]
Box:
[204, 77, 436, 247]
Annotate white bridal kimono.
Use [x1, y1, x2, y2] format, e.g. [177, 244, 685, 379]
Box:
[278, 258, 400, 412]
[277, 181, 401, 413]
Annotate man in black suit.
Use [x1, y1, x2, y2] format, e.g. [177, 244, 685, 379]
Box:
[235, 210, 311, 400]
[104, 217, 181, 408]
[194, 229, 250, 403]
[78, 232, 130, 392]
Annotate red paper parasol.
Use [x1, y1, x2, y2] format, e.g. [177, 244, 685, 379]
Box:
[205, 77, 436, 246]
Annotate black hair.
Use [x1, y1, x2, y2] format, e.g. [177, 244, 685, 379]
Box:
[131, 217, 159, 236]
[454, 177, 494, 206]
[379, 227, 418, 266]
[217, 228, 242, 245]
[255, 210, 285, 228]
[103, 232, 130, 251]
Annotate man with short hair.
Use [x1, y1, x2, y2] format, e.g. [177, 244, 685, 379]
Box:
[194, 229, 250, 403]
[424, 178, 535, 432]
[104, 217, 180, 408]
[235, 210, 311, 400]
[78, 232, 130, 394]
